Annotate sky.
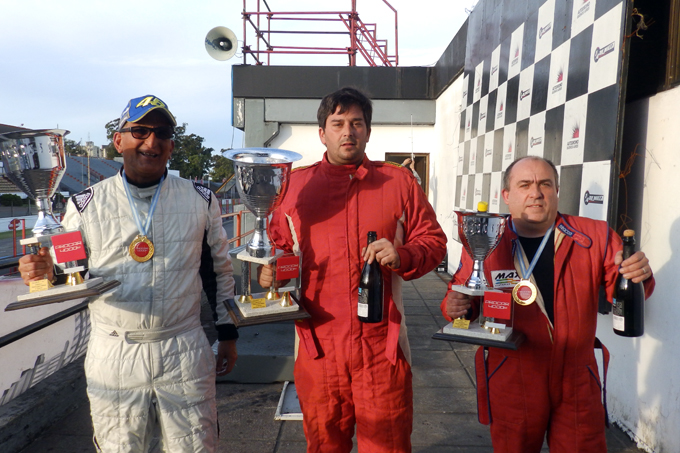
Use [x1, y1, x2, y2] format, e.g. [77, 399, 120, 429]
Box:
[1, 0, 474, 153]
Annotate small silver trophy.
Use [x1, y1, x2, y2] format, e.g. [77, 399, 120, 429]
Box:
[436, 202, 523, 349]
[0, 129, 68, 242]
[0, 129, 118, 310]
[224, 148, 309, 326]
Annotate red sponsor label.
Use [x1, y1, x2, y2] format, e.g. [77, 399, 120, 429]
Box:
[52, 231, 87, 263]
[134, 242, 150, 257]
[277, 255, 299, 280]
[517, 285, 533, 300]
[483, 291, 512, 320]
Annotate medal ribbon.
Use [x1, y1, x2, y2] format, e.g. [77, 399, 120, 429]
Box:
[511, 221, 555, 280]
[122, 171, 165, 238]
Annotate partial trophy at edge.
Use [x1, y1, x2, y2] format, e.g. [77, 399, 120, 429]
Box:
[0, 128, 118, 310]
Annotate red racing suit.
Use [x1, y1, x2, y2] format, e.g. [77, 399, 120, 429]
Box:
[269, 153, 447, 452]
[440, 214, 655, 453]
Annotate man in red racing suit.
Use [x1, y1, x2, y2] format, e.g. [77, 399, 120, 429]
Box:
[260, 87, 447, 452]
[441, 156, 654, 453]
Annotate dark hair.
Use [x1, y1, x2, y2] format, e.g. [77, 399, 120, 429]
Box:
[503, 156, 559, 191]
[317, 87, 373, 129]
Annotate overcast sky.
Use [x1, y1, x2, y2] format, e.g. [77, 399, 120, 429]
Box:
[1, 0, 473, 153]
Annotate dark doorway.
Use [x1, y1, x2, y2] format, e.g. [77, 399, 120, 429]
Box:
[385, 153, 429, 194]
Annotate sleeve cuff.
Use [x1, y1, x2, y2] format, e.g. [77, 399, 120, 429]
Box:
[396, 247, 411, 274]
[217, 323, 239, 341]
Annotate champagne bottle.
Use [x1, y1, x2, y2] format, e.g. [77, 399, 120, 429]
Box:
[612, 229, 645, 337]
[358, 231, 383, 323]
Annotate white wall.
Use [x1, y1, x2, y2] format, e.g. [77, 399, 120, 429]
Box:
[594, 86, 680, 453]
[267, 125, 321, 168]
[432, 77, 465, 274]
[269, 123, 438, 170]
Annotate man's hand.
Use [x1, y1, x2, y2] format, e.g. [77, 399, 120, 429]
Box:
[257, 264, 291, 289]
[257, 264, 275, 288]
[615, 250, 652, 284]
[216, 339, 237, 376]
[362, 238, 400, 270]
[18, 247, 54, 286]
[444, 290, 474, 319]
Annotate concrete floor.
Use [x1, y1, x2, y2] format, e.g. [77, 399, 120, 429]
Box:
[14, 272, 644, 452]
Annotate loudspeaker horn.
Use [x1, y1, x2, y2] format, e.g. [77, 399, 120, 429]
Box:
[205, 26, 238, 61]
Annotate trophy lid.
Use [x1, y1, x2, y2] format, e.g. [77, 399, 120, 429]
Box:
[224, 148, 302, 165]
[0, 128, 70, 140]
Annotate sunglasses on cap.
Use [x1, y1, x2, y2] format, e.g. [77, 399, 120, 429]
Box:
[119, 125, 174, 140]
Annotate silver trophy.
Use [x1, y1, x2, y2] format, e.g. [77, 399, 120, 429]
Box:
[227, 148, 302, 258]
[0, 129, 69, 242]
[0, 129, 118, 310]
[437, 202, 522, 348]
[224, 148, 309, 326]
[452, 203, 508, 296]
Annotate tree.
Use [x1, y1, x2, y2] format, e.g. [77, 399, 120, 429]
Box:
[0, 194, 27, 206]
[104, 119, 119, 159]
[64, 138, 86, 155]
[169, 124, 213, 179]
[210, 152, 234, 182]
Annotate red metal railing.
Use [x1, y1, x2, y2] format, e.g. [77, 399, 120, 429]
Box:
[221, 210, 255, 247]
[9, 218, 26, 256]
[241, 0, 398, 66]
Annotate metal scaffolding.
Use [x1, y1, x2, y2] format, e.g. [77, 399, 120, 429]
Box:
[241, 0, 399, 66]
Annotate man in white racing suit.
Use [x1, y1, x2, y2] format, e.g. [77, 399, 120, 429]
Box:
[18, 94, 237, 452]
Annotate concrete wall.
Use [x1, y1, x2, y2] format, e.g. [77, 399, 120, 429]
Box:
[593, 86, 680, 453]
[431, 76, 465, 274]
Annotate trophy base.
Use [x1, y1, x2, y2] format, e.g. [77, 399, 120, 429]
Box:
[225, 291, 311, 327]
[6, 278, 121, 311]
[450, 284, 502, 296]
[239, 290, 300, 318]
[433, 321, 526, 350]
[237, 248, 285, 265]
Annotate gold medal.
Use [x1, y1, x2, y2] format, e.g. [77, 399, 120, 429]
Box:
[512, 280, 537, 306]
[129, 235, 154, 262]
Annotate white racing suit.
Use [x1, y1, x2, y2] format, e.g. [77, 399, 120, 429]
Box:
[63, 171, 235, 453]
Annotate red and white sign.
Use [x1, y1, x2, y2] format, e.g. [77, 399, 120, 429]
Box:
[483, 291, 513, 321]
[8, 219, 21, 230]
[52, 231, 87, 263]
[276, 255, 299, 280]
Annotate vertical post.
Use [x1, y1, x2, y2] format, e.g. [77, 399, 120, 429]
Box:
[350, 0, 357, 66]
[393, 5, 398, 66]
[243, 0, 247, 65]
[267, 12, 271, 65]
[12, 221, 16, 257]
[256, 0, 261, 62]
[236, 211, 243, 247]
[667, 0, 680, 88]
[21, 219, 25, 255]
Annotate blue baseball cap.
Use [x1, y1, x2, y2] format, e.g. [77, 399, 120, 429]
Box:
[118, 95, 177, 130]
